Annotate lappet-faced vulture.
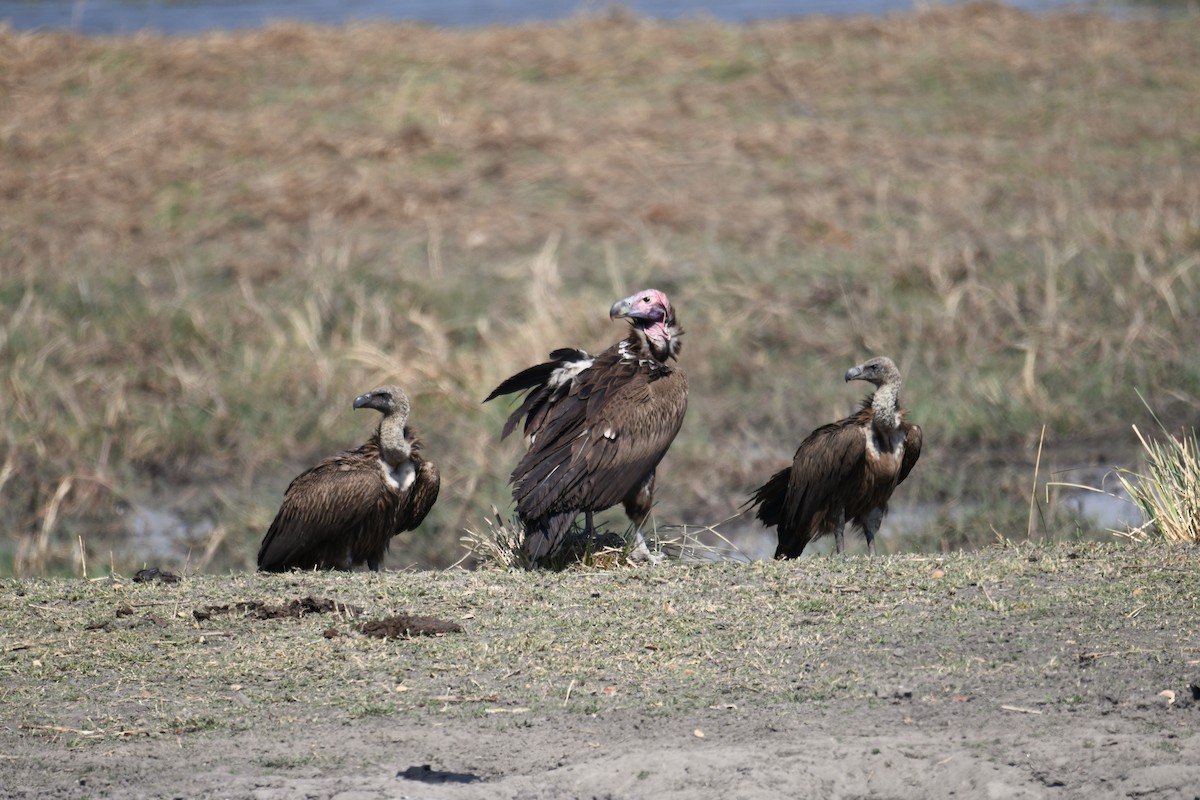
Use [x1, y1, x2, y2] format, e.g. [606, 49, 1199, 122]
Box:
[484, 289, 688, 563]
[748, 356, 921, 558]
[257, 385, 440, 572]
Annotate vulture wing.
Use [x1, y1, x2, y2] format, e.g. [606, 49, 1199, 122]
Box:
[898, 423, 923, 486]
[513, 348, 688, 520]
[396, 459, 441, 532]
[485, 348, 594, 440]
[776, 420, 867, 558]
[257, 453, 394, 572]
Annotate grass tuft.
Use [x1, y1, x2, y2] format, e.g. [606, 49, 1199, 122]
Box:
[460, 510, 534, 571]
[1114, 423, 1200, 544]
[460, 510, 672, 570]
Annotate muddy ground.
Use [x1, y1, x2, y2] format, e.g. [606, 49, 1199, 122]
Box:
[2, 545, 1197, 799]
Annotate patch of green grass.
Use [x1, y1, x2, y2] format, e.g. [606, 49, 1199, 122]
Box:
[701, 59, 755, 82]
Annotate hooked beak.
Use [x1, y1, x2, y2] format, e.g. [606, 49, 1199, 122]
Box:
[844, 365, 863, 383]
[610, 293, 664, 322]
[353, 392, 375, 410]
[609, 297, 634, 320]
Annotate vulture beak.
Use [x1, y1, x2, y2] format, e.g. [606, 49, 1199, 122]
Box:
[353, 392, 375, 410]
[844, 365, 863, 383]
[610, 297, 634, 320]
[610, 291, 665, 323]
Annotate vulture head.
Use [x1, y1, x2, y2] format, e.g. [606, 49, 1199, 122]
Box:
[610, 288, 682, 362]
[353, 385, 411, 419]
[845, 356, 901, 389]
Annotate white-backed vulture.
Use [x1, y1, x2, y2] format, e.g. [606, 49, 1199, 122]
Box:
[484, 289, 688, 563]
[257, 385, 440, 572]
[748, 356, 921, 558]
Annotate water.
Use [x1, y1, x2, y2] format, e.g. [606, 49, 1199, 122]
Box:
[0, 0, 1179, 36]
[126, 504, 216, 562]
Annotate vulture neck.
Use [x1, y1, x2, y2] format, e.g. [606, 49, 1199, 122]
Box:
[627, 319, 682, 364]
[376, 415, 412, 466]
[869, 383, 902, 436]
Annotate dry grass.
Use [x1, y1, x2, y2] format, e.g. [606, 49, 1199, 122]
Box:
[1115, 423, 1200, 543]
[1, 4, 1199, 574]
[460, 511, 665, 570]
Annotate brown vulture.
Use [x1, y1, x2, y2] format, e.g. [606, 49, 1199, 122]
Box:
[748, 356, 921, 558]
[257, 385, 440, 572]
[484, 289, 688, 563]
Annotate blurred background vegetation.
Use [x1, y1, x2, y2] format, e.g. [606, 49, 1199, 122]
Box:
[1, 4, 1197, 575]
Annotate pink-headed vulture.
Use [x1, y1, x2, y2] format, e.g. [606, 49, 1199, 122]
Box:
[485, 289, 688, 564]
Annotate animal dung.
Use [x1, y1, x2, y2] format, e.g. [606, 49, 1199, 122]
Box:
[132, 567, 181, 584]
[359, 613, 464, 639]
[193, 595, 362, 621]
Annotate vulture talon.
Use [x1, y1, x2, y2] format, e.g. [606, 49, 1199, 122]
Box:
[629, 530, 666, 564]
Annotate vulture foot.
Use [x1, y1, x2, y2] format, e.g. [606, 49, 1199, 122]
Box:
[629, 530, 666, 565]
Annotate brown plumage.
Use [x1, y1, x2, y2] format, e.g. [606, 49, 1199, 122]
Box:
[748, 356, 921, 558]
[257, 385, 440, 572]
[484, 289, 688, 563]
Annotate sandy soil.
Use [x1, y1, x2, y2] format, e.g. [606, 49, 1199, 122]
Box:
[5, 696, 1198, 799]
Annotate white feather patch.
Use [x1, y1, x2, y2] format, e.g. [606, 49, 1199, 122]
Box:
[863, 426, 878, 457]
[381, 459, 416, 491]
[550, 358, 593, 386]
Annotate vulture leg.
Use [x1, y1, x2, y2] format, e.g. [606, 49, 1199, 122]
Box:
[833, 510, 847, 555]
[861, 507, 884, 557]
[623, 472, 663, 564]
[629, 528, 664, 564]
[585, 510, 595, 538]
[622, 471, 656, 529]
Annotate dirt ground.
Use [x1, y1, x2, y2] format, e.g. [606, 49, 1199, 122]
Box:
[3, 546, 1197, 799]
[4, 700, 1199, 799]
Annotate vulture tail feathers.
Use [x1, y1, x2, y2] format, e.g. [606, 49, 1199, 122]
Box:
[747, 465, 791, 529]
[522, 512, 575, 562]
